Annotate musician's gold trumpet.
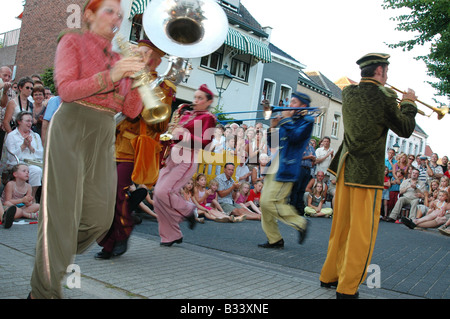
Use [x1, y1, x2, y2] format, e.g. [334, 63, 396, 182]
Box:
[387, 84, 448, 120]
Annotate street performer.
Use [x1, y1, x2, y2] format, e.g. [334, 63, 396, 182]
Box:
[319, 53, 418, 298]
[30, 0, 146, 299]
[95, 39, 176, 259]
[153, 84, 216, 246]
[258, 92, 314, 249]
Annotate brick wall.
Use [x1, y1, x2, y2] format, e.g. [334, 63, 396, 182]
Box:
[15, 0, 85, 80]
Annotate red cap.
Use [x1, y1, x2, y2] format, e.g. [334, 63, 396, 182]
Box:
[199, 84, 213, 97]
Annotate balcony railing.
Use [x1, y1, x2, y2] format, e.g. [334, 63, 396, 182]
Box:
[0, 28, 20, 48]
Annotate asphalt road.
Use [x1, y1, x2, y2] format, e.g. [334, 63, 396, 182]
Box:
[134, 213, 449, 299]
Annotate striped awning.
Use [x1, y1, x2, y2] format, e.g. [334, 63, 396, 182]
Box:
[243, 35, 272, 63]
[129, 0, 148, 19]
[225, 28, 272, 63]
[225, 28, 247, 54]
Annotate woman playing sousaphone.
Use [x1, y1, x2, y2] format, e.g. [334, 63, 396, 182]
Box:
[153, 84, 216, 246]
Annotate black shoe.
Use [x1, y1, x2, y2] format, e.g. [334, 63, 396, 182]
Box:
[401, 217, 416, 229]
[112, 239, 128, 256]
[336, 291, 359, 299]
[94, 250, 112, 259]
[128, 188, 148, 212]
[298, 223, 308, 245]
[160, 238, 183, 247]
[385, 217, 396, 223]
[132, 212, 142, 225]
[258, 239, 284, 249]
[2, 206, 17, 229]
[320, 281, 338, 288]
[185, 213, 196, 230]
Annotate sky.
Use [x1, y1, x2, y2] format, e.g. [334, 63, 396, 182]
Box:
[1, 0, 448, 156]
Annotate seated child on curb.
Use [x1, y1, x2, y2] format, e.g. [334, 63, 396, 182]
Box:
[304, 182, 333, 217]
[205, 179, 224, 212]
[247, 180, 263, 214]
[1, 164, 40, 228]
[402, 190, 449, 229]
[180, 178, 205, 223]
[233, 182, 261, 220]
[194, 174, 234, 222]
[416, 184, 447, 219]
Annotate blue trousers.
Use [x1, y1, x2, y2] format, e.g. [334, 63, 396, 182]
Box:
[290, 166, 311, 214]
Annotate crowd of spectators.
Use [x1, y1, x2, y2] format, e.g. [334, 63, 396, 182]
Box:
[191, 121, 337, 220]
[0, 67, 60, 227]
[383, 148, 450, 235]
[1, 65, 448, 236]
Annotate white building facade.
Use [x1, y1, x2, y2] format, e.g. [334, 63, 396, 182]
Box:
[386, 125, 428, 156]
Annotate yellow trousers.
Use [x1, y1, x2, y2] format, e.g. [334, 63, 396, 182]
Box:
[260, 172, 307, 243]
[320, 164, 381, 295]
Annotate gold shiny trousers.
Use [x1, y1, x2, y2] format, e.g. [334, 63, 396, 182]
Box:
[320, 163, 381, 295]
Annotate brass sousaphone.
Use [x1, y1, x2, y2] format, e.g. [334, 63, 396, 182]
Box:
[143, 0, 229, 59]
[141, 0, 229, 131]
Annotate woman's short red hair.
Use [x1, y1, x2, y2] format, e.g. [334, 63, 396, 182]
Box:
[84, 0, 121, 13]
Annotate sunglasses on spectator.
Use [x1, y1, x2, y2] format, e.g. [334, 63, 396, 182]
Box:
[24, 86, 33, 90]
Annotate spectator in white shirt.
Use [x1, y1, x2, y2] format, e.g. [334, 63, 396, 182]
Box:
[4, 111, 43, 198]
[315, 136, 334, 183]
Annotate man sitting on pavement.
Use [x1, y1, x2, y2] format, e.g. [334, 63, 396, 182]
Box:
[386, 168, 425, 222]
[216, 163, 260, 221]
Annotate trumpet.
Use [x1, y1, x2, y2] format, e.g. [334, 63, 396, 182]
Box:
[386, 83, 448, 120]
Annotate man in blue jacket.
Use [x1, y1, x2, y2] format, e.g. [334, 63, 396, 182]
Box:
[259, 92, 314, 248]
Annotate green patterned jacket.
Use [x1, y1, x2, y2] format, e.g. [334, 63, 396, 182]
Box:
[328, 78, 417, 189]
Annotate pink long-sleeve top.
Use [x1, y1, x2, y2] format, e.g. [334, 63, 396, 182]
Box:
[54, 31, 143, 118]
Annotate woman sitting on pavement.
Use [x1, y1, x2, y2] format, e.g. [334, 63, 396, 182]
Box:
[4, 111, 43, 198]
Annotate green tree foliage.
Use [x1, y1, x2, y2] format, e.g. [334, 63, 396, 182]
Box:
[211, 104, 235, 123]
[40, 67, 56, 95]
[383, 0, 449, 98]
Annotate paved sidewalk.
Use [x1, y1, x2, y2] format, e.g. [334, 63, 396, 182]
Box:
[0, 222, 419, 301]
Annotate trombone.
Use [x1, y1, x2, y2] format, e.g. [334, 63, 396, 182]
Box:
[386, 84, 448, 120]
[216, 104, 326, 123]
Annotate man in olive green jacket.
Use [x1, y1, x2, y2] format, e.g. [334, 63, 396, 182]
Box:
[319, 53, 418, 298]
